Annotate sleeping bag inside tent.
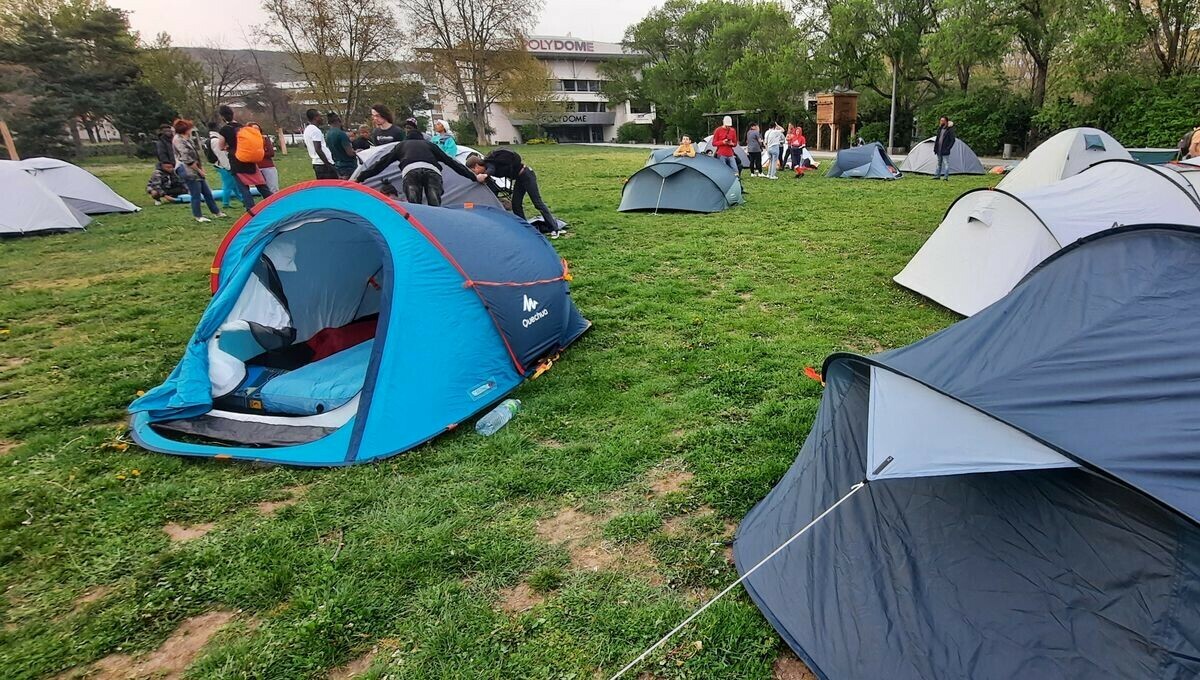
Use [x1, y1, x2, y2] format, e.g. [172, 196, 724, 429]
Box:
[128, 181, 590, 466]
[894, 159, 1200, 316]
[736, 225, 1200, 680]
[825, 142, 901, 179]
[619, 151, 743, 213]
[898, 136, 986, 174]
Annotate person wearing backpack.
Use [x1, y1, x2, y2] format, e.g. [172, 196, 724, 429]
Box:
[205, 123, 241, 210]
[251, 123, 279, 193]
[475, 148, 562, 236]
[217, 105, 272, 210]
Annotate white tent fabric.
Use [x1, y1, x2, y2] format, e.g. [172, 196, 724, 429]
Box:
[867, 367, 1077, 480]
[13, 157, 139, 214]
[895, 160, 1200, 316]
[997, 127, 1129, 192]
[0, 162, 90, 236]
[899, 136, 986, 174]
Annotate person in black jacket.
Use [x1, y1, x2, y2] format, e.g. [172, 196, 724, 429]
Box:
[475, 149, 560, 233]
[933, 117, 957, 181]
[356, 138, 481, 206]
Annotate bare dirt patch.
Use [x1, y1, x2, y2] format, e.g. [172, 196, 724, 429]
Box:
[70, 585, 112, 614]
[327, 639, 399, 680]
[661, 506, 715, 537]
[61, 610, 238, 680]
[256, 485, 308, 516]
[1, 356, 30, 371]
[496, 583, 544, 614]
[163, 522, 215, 543]
[773, 650, 817, 680]
[647, 466, 695, 497]
[847, 336, 885, 355]
[536, 506, 660, 577]
[538, 438, 565, 449]
[0, 440, 19, 457]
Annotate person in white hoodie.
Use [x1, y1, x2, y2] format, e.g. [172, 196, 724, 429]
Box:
[763, 123, 785, 179]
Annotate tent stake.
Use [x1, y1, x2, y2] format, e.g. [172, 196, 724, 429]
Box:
[608, 480, 869, 680]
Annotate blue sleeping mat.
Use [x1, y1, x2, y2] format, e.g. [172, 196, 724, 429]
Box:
[258, 340, 374, 415]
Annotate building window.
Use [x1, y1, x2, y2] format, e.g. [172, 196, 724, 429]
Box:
[629, 99, 653, 114]
[576, 101, 606, 113]
[559, 80, 576, 92]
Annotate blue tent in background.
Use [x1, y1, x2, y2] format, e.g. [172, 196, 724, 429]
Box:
[826, 142, 901, 179]
[130, 181, 590, 466]
[734, 225, 1200, 679]
[618, 150, 744, 213]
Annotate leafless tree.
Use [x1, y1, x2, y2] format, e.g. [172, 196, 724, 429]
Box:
[259, 0, 405, 121]
[194, 42, 254, 123]
[399, 0, 543, 144]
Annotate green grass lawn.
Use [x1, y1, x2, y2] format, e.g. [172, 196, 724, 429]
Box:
[0, 146, 994, 679]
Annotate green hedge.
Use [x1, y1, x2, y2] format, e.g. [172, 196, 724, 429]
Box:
[617, 122, 653, 143]
[1034, 75, 1200, 148]
[920, 87, 1033, 155]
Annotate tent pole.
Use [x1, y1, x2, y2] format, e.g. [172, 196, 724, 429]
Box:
[608, 480, 869, 680]
[654, 176, 666, 215]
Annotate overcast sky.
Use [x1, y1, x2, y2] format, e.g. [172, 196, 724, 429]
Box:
[108, 0, 652, 48]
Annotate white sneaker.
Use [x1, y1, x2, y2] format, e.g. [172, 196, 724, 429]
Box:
[215, 212, 229, 218]
[195, 216, 211, 223]
[153, 199, 162, 206]
[549, 231, 560, 239]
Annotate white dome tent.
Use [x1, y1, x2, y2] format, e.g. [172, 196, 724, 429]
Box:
[895, 159, 1200, 316]
[12, 157, 139, 214]
[997, 127, 1130, 192]
[0, 162, 91, 236]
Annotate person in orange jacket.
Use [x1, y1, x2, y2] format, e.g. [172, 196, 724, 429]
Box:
[712, 116, 739, 173]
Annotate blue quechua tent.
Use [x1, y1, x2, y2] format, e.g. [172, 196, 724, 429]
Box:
[618, 149, 744, 213]
[735, 225, 1200, 679]
[129, 181, 590, 466]
[826, 142, 901, 179]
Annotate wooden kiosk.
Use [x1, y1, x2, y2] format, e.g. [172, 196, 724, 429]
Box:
[814, 89, 858, 151]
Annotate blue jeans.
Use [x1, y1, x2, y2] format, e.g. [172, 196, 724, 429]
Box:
[216, 167, 242, 207]
[719, 155, 738, 173]
[767, 148, 779, 178]
[184, 175, 221, 218]
[936, 154, 950, 179]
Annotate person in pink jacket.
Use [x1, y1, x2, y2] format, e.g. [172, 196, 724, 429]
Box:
[712, 116, 739, 173]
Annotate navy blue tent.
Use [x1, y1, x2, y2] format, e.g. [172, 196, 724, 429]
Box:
[618, 151, 743, 213]
[130, 181, 589, 466]
[826, 142, 901, 179]
[735, 225, 1200, 679]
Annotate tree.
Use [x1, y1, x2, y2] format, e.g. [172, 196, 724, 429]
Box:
[260, 0, 405, 121]
[500, 57, 569, 137]
[1121, 0, 1200, 76]
[996, 0, 1084, 108]
[923, 0, 1012, 91]
[399, 0, 543, 144]
[193, 44, 254, 124]
[137, 33, 208, 121]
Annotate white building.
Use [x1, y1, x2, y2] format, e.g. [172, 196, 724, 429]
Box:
[435, 36, 655, 144]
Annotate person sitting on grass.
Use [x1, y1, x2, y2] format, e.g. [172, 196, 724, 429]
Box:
[673, 135, 697, 158]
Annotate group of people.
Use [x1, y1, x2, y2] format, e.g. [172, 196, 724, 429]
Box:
[148, 105, 277, 223]
[300, 104, 459, 181]
[671, 116, 817, 180]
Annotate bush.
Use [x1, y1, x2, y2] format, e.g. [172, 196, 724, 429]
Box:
[517, 123, 539, 142]
[857, 122, 889, 145]
[921, 87, 1033, 155]
[617, 121, 653, 143]
[524, 138, 557, 145]
[450, 118, 494, 146]
[1029, 75, 1200, 148]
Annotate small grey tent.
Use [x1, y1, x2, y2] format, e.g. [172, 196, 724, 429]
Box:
[735, 225, 1200, 680]
[899, 136, 986, 174]
[14, 157, 139, 214]
[0, 162, 91, 236]
[350, 142, 504, 209]
[619, 151, 744, 213]
[826, 142, 901, 179]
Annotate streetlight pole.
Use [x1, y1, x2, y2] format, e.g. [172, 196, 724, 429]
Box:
[887, 57, 897, 153]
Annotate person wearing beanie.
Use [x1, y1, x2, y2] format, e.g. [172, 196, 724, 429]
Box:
[712, 115, 739, 173]
[432, 119, 457, 157]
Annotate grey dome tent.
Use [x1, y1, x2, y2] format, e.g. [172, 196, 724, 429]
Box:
[0, 162, 91, 236]
[735, 225, 1200, 680]
[13, 157, 139, 214]
[619, 150, 744, 213]
[826, 142, 901, 179]
[899, 135, 986, 174]
[350, 142, 504, 209]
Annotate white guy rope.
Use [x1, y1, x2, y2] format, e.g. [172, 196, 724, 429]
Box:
[609, 480, 868, 680]
[654, 176, 666, 214]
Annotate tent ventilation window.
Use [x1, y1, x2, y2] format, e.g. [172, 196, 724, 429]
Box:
[1084, 134, 1106, 150]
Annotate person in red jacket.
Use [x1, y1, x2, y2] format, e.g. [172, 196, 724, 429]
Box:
[787, 125, 807, 170]
[712, 116, 739, 173]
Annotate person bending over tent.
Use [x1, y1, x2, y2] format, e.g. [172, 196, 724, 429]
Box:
[933, 117, 956, 181]
[673, 135, 697, 158]
[475, 148, 562, 234]
[711, 116, 739, 174]
[356, 137, 479, 207]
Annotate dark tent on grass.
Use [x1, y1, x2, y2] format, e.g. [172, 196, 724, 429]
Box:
[129, 182, 589, 466]
[350, 141, 504, 209]
[734, 224, 1200, 680]
[826, 142, 901, 179]
[619, 151, 744, 213]
[899, 136, 986, 174]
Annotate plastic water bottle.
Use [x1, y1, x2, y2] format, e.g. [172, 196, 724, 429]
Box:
[475, 399, 521, 436]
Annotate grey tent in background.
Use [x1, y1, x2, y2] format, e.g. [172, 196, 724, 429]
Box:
[899, 136, 986, 174]
[696, 135, 751, 170]
[0, 162, 91, 236]
[13, 157, 139, 214]
[735, 225, 1200, 680]
[351, 142, 504, 209]
[619, 151, 743, 213]
[826, 142, 901, 179]
[895, 159, 1200, 316]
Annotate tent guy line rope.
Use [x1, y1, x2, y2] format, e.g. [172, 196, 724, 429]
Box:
[608, 480, 869, 680]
